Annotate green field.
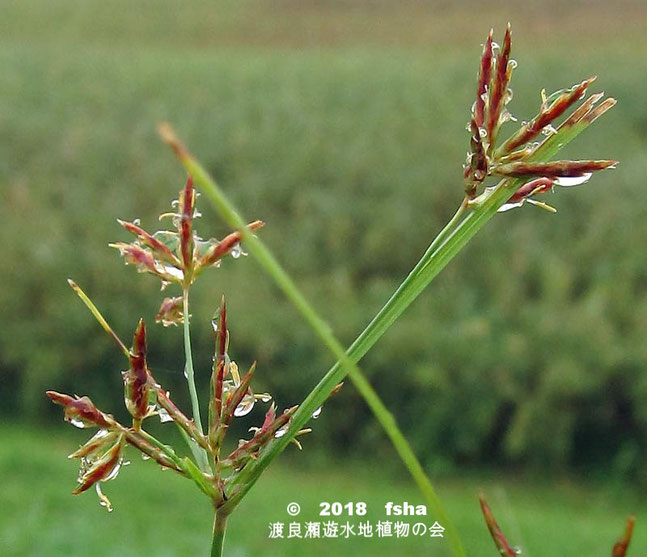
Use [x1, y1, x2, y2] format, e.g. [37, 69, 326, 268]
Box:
[2, 1, 647, 555]
[1, 425, 644, 556]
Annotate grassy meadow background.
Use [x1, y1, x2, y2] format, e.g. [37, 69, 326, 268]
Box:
[1, 1, 647, 555]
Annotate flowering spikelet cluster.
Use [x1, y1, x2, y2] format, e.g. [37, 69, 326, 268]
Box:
[464, 25, 617, 212]
[110, 176, 263, 325]
[47, 179, 335, 511]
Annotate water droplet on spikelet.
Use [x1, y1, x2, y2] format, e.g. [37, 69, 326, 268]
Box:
[554, 173, 592, 187]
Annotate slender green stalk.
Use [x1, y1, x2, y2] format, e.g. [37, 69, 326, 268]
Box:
[159, 127, 466, 556]
[67, 279, 130, 358]
[182, 289, 211, 473]
[135, 427, 187, 472]
[211, 510, 229, 557]
[159, 105, 607, 555]
[225, 182, 517, 500]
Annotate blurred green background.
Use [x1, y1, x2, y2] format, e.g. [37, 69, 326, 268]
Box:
[1, 1, 647, 555]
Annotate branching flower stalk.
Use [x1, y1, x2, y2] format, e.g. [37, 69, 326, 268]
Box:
[49, 179, 322, 555]
[48, 24, 619, 557]
[158, 24, 616, 556]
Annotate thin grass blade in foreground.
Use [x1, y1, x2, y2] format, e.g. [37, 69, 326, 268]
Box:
[158, 124, 467, 557]
[158, 22, 615, 517]
[158, 25, 616, 557]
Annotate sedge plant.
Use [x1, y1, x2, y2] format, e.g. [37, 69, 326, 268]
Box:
[48, 25, 625, 556]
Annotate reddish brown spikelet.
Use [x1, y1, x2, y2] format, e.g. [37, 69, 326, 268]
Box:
[500, 76, 595, 154]
[479, 494, 517, 557]
[612, 516, 635, 557]
[507, 178, 554, 205]
[70, 431, 120, 459]
[496, 159, 617, 178]
[73, 439, 123, 494]
[262, 403, 277, 430]
[179, 176, 195, 273]
[46, 391, 113, 429]
[583, 97, 617, 124]
[213, 298, 228, 420]
[126, 319, 151, 421]
[474, 30, 493, 128]
[198, 220, 265, 269]
[111, 243, 157, 273]
[559, 92, 604, 128]
[155, 296, 184, 326]
[465, 118, 488, 197]
[227, 405, 297, 464]
[118, 220, 179, 265]
[485, 24, 512, 146]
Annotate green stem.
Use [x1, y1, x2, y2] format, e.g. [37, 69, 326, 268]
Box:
[210, 509, 229, 557]
[159, 109, 604, 555]
[136, 427, 187, 472]
[182, 288, 211, 473]
[178, 153, 469, 557]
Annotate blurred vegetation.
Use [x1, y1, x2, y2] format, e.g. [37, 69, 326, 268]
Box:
[2, 426, 645, 556]
[1, 1, 647, 485]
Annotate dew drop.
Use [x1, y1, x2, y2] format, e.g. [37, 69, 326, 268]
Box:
[541, 124, 557, 136]
[133, 218, 141, 226]
[70, 417, 90, 429]
[478, 127, 487, 138]
[491, 41, 500, 54]
[274, 424, 289, 438]
[231, 244, 247, 259]
[183, 365, 189, 379]
[554, 173, 592, 187]
[312, 406, 322, 419]
[498, 201, 525, 213]
[258, 393, 272, 403]
[234, 394, 255, 417]
[162, 264, 184, 280]
[508, 59, 518, 70]
[141, 453, 151, 461]
[96, 484, 113, 512]
[158, 408, 173, 423]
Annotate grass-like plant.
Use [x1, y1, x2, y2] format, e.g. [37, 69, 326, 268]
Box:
[47, 25, 629, 556]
